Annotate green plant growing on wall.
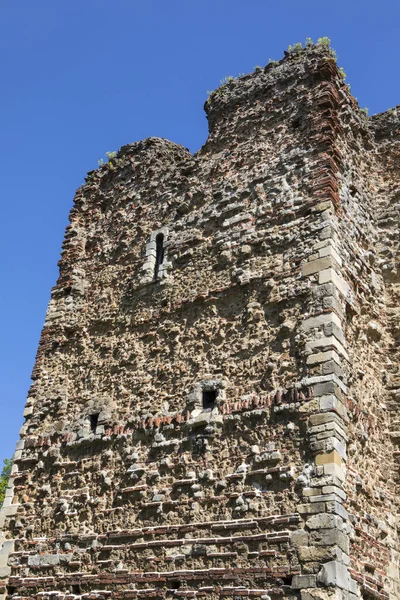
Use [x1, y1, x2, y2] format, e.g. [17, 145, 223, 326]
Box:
[317, 36, 331, 46]
[207, 73, 241, 99]
[0, 458, 12, 508]
[288, 42, 303, 53]
[207, 86, 227, 99]
[207, 36, 343, 102]
[97, 151, 117, 169]
[316, 36, 337, 58]
[220, 76, 235, 86]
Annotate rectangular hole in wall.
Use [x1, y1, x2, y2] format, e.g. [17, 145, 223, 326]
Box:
[202, 389, 217, 410]
[71, 585, 81, 595]
[90, 414, 99, 434]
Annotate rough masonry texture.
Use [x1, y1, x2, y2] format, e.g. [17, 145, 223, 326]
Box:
[1, 43, 399, 600]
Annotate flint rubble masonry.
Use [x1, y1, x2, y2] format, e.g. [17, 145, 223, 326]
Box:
[1, 43, 399, 600]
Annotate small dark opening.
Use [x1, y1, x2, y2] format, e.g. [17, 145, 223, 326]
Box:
[154, 233, 165, 281]
[170, 581, 181, 590]
[7, 587, 16, 597]
[365, 564, 375, 574]
[90, 413, 99, 433]
[349, 184, 358, 197]
[71, 585, 81, 595]
[202, 389, 217, 410]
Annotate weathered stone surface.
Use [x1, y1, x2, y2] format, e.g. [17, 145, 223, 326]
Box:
[1, 41, 399, 600]
[292, 574, 317, 589]
[317, 561, 350, 590]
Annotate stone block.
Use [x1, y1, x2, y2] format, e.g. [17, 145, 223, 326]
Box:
[319, 396, 347, 419]
[0, 567, 10, 578]
[0, 505, 18, 529]
[13, 450, 22, 461]
[302, 257, 335, 277]
[306, 514, 342, 530]
[321, 360, 346, 378]
[313, 381, 342, 398]
[0, 541, 14, 569]
[323, 464, 346, 482]
[297, 502, 327, 515]
[323, 321, 346, 345]
[310, 529, 349, 554]
[318, 269, 350, 298]
[315, 200, 336, 213]
[312, 282, 338, 300]
[301, 589, 344, 600]
[322, 486, 346, 500]
[310, 474, 344, 489]
[292, 574, 317, 589]
[327, 438, 347, 460]
[298, 545, 336, 562]
[317, 561, 350, 590]
[28, 554, 60, 567]
[310, 440, 326, 453]
[309, 413, 344, 427]
[318, 244, 342, 266]
[302, 312, 342, 332]
[303, 487, 322, 497]
[303, 373, 347, 394]
[322, 295, 345, 318]
[319, 224, 335, 240]
[326, 501, 349, 520]
[309, 493, 342, 504]
[315, 451, 341, 467]
[313, 238, 339, 251]
[307, 350, 342, 366]
[290, 529, 309, 547]
[141, 260, 153, 272]
[59, 553, 73, 563]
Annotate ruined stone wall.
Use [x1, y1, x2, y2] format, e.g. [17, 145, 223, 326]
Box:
[322, 83, 400, 599]
[0, 44, 399, 600]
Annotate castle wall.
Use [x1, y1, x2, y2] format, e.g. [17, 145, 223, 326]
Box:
[0, 45, 398, 600]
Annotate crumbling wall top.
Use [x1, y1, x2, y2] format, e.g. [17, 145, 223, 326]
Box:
[369, 104, 400, 142]
[203, 44, 337, 137]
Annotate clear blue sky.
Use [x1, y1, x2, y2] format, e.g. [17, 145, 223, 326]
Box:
[1, 1, 399, 462]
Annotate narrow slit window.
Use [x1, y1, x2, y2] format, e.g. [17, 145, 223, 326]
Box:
[90, 413, 99, 434]
[202, 389, 217, 410]
[154, 233, 165, 280]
